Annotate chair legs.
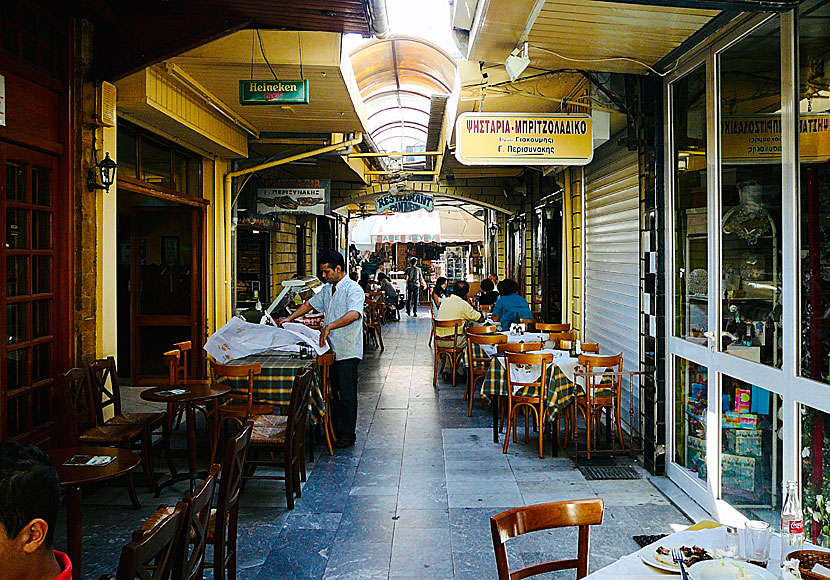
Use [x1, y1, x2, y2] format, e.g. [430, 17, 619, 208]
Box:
[125, 470, 141, 509]
[503, 403, 545, 458]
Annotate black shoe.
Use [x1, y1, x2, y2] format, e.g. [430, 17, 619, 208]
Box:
[333, 439, 355, 449]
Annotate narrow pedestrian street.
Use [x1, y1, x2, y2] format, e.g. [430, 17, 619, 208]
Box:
[60, 315, 693, 580]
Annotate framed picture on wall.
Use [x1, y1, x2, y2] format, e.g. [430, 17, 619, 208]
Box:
[162, 236, 179, 266]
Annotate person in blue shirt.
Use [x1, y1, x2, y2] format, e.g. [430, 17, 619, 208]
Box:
[491, 278, 533, 329]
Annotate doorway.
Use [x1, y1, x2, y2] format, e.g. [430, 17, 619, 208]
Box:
[235, 227, 270, 309]
[537, 201, 563, 323]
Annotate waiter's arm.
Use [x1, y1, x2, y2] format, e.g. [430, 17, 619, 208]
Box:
[280, 300, 316, 325]
[320, 310, 361, 346]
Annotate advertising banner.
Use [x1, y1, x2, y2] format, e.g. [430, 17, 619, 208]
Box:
[455, 112, 593, 166]
[375, 192, 434, 213]
[239, 79, 309, 105]
[257, 178, 329, 215]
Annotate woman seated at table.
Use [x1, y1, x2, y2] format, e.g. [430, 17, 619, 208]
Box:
[377, 272, 399, 318]
[491, 279, 533, 330]
[431, 277, 448, 311]
[477, 278, 499, 307]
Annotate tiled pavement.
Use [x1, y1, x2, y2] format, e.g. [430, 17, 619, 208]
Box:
[56, 313, 693, 579]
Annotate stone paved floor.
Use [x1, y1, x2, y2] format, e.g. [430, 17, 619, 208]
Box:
[55, 313, 693, 579]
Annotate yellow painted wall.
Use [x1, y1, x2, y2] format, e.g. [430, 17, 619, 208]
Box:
[213, 158, 232, 329]
[566, 167, 584, 338]
[497, 213, 507, 279]
[97, 124, 118, 360]
[270, 216, 300, 297]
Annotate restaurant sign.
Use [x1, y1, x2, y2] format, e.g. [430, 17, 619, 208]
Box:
[257, 178, 329, 216]
[455, 112, 593, 166]
[375, 192, 434, 214]
[721, 114, 830, 163]
[239, 80, 309, 105]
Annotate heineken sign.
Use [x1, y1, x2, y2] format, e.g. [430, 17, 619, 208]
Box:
[239, 80, 309, 105]
[375, 193, 434, 214]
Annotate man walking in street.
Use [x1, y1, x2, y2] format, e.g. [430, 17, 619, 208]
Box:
[404, 257, 426, 317]
[281, 250, 364, 449]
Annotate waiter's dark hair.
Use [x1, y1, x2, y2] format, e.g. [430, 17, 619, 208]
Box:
[0, 441, 60, 546]
[320, 250, 345, 272]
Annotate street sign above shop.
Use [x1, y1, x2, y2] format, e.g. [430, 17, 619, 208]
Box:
[239, 79, 309, 105]
[454, 112, 593, 166]
[721, 114, 830, 163]
[375, 192, 434, 213]
[257, 178, 329, 216]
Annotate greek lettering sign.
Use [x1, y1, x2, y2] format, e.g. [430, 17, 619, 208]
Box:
[455, 112, 593, 166]
[257, 178, 329, 216]
[721, 114, 830, 163]
[374, 193, 434, 214]
[239, 80, 309, 105]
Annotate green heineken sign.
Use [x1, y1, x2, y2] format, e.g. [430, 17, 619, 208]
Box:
[238, 80, 309, 105]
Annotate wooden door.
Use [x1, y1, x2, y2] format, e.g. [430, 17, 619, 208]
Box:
[130, 206, 202, 384]
[0, 143, 60, 444]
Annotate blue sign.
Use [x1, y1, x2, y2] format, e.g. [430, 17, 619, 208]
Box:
[375, 192, 434, 213]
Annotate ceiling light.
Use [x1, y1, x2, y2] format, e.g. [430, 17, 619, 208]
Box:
[505, 41, 530, 82]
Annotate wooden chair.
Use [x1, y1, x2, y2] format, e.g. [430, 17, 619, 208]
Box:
[209, 361, 268, 464]
[580, 342, 600, 354]
[465, 333, 507, 416]
[103, 502, 186, 580]
[519, 318, 536, 330]
[479, 303, 493, 314]
[87, 357, 176, 479]
[548, 331, 576, 349]
[433, 318, 465, 387]
[59, 368, 144, 508]
[466, 324, 498, 335]
[205, 424, 252, 580]
[490, 498, 605, 580]
[244, 367, 313, 510]
[503, 352, 554, 458]
[317, 353, 336, 456]
[575, 353, 625, 459]
[496, 341, 544, 354]
[364, 297, 385, 350]
[536, 323, 571, 333]
[428, 298, 436, 347]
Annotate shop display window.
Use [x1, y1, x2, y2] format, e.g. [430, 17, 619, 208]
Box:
[720, 376, 781, 522]
[674, 357, 708, 484]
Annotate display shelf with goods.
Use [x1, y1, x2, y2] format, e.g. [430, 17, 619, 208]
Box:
[444, 246, 469, 282]
[679, 361, 708, 484]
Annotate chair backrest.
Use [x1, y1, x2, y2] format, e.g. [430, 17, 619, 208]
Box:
[316, 353, 335, 401]
[114, 502, 186, 580]
[59, 368, 96, 445]
[164, 350, 181, 386]
[466, 325, 498, 335]
[536, 323, 571, 333]
[578, 353, 623, 402]
[174, 465, 220, 580]
[548, 331, 576, 348]
[504, 352, 554, 394]
[212, 424, 252, 549]
[87, 356, 122, 423]
[496, 341, 543, 353]
[479, 304, 493, 314]
[434, 319, 465, 350]
[580, 342, 600, 354]
[210, 361, 262, 415]
[466, 333, 507, 371]
[491, 498, 605, 579]
[285, 367, 314, 454]
[519, 318, 536, 329]
[174, 341, 192, 382]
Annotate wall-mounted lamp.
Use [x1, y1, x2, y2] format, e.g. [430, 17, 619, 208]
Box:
[505, 41, 530, 82]
[488, 221, 502, 237]
[87, 151, 117, 193]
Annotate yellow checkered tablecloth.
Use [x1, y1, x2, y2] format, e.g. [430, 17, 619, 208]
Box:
[224, 353, 325, 422]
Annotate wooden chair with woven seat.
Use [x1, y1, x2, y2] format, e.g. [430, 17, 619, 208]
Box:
[433, 318, 465, 387]
[466, 324, 498, 335]
[87, 356, 176, 479]
[205, 423, 252, 580]
[535, 322, 571, 333]
[575, 353, 624, 459]
[364, 296, 385, 350]
[317, 353, 336, 456]
[60, 368, 146, 508]
[548, 331, 576, 349]
[208, 361, 268, 464]
[490, 498, 605, 580]
[243, 367, 314, 510]
[493, 341, 544, 432]
[101, 502, 186, 580]
[465, 333, 507, 416]
[503, 351, 555, 458]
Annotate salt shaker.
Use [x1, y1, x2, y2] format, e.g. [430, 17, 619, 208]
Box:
[725, 525, 740, 559]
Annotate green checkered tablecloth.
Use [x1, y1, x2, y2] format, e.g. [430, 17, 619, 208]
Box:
[224, 353, 325, 422]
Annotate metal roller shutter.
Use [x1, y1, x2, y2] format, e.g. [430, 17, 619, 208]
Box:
[583, 140, 640, 429]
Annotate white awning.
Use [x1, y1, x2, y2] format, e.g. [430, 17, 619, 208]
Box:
[439, 208, 484, 242]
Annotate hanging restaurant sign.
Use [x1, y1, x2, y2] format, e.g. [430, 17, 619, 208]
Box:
[721, 114, 830, 163]
[374, 192, 434, 214]
[239, 80, 309, 105]
[257, 178, 329, 216]
[454, 112, 593, 166]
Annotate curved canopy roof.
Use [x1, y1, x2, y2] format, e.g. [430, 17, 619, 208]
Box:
[350, 36, 456, 153]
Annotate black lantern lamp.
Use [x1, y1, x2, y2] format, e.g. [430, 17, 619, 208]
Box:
[87, 152, 117, 193]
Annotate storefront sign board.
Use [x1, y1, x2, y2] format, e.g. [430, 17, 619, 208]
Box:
[239, 79, 309, 105]
[374, 192, 434, 213]
[455, 112, 593, 166]
[257, 178, 329, 215]
[721, 114, 830, 163]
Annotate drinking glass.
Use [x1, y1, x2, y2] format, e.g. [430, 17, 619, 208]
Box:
[744, 520, 771, 567]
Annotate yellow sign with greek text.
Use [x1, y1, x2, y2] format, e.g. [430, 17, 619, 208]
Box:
[721, 114, 830, 163]
[455, 113, 593, 166]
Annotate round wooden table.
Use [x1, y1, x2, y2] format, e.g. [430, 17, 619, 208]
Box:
[141, 383, 230, 495]
[47, 447, 141, 580]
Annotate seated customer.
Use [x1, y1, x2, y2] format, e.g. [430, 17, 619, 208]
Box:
[435, 280, 484, 348]
[477, 278, 499, 306]
[492, 278, 533, 330]
[0, 440, 70, 580]
[431, 277, 448, 311]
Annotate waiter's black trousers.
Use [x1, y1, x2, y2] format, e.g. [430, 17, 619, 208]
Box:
[331, 358, 360, 443]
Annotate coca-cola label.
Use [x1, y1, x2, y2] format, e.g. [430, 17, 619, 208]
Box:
[785, 520, 804, 534]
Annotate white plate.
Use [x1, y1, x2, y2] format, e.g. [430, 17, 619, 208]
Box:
[688, 558, 777, 580]
[639, 545, 720, 574]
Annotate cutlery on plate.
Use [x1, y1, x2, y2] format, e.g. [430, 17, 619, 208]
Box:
[671, 549, 689, 580]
